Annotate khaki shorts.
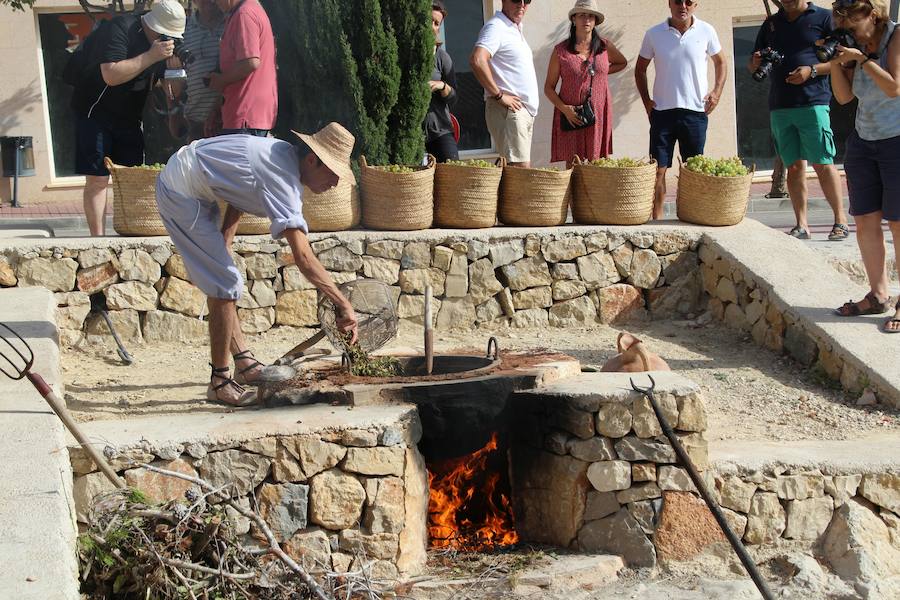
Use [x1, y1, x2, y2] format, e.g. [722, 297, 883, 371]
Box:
[485, 98, 534, 164]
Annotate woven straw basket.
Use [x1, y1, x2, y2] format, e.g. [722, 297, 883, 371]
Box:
[105, 158, 167, 236]
[214, 200, 272, 236]
[571, 156, 656, 225]
[360, 155, 435, 230]
[676, 161, 754, 226]
[434, 158, 505, 228]
[499, 165, 572, 226]
[303, 180, 360, 232]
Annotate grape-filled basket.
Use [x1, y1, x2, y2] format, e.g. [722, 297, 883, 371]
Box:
[434, 158, 505, 228]
[676, 156, 754, 227]
[571, 156, 656, 225]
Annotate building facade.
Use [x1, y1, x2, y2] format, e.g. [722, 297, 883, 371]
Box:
[1, 0, 898, 206]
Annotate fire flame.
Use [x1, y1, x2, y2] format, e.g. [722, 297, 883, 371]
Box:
[427, 432, 519, 551]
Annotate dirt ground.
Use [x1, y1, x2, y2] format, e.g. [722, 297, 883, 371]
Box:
[62, 317, 898, 443]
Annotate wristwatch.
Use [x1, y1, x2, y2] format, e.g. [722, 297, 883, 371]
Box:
[441, 82, 447, 92]
[809, 65, 818, 79]
[493, 91, 504, 101]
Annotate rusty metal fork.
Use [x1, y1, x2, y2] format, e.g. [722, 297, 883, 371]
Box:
[0, 322, 125, 489]
[630, 376, 774, 600]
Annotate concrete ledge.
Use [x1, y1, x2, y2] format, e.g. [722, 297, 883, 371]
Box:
[705, 220, 900, 407]
[0, 288, 79, 599]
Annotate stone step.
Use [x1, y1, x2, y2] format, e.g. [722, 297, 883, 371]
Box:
[519, 371, 701, 411]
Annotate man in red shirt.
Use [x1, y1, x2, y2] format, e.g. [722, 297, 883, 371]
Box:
[207, 0, 277, 136]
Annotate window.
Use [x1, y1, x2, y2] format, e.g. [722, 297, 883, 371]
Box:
[732, 22, 856, 171]
[442, 0, 492, 153]
[38, 11, 180, 178]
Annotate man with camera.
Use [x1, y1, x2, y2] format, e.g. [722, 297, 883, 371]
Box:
[70, 0, 186, 236]
[635, 0, 728, 220]
[205, 0, 277, 138]
[749, 0, 849, 241]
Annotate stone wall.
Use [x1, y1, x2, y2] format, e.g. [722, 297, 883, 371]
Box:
[0, 228, 704, 346]
[697, 242, 897, 407]
[507, 372, 900, 580]
[70, 414, 429, 579]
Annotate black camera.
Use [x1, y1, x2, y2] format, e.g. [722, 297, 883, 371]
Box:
[160, 34, 195, 65]
[753, 48, 784, 82]
[816, 28, 857, 63]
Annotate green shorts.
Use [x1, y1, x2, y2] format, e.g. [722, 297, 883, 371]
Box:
[770, 105, 836, 166]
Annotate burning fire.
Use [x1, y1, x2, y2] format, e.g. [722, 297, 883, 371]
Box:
[427, 432, 519, 551]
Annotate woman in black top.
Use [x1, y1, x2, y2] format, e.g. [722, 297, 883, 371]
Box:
[425, 1, 459, 162]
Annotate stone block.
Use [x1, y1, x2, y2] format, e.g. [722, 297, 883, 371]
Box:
[363, 476, 406, 534]
[584, 491, 620, 521]
[199, 449, 271, 497]
[822, 499, 900, 589]
[431, 246, 454, 271]
[658, 466, 695, 492]
[310, 238, 341, 254]
[498, 287, 516, 316]
[632, 393, 678, 438]
[859, 473, 900, 514]
[242, 253, 277, 279]
[86, 309, 143, 344]
[160, 277, 205, 317]
[523, 234, 540, 257]
[105, 281, 158, 311]
[551, 279, 587, 301]
[784, 325, 819, 366]
[616, 482, 662, 504]
[597, 284, 643, 324]
[614, 436, 676, 463]
[398, 268, 445, 295]
[513, 286, 552, 310]
[118, 249, 160, 283]
[239, 307, 276, 334]
[744, 492, 786, 545]
[596, 403, 633, 438]
[724, 302, 751, 332]
[275, 290, 318, 327]
[660, 252, 699, 285]
[825, 474, 862, 507]
[551, 262, 580, 281]
[283, 528, 331, 573]
[629, 498, 662, 534]
[436, 298, 476, 331]
[367, 240, 405, 260]
[340, 429, 378, 447]
[343, 447, 405, 477]
[281, 265, 315, 291]
[550, 403, 595, 439]
[577, 508, 656, 568]
[250, 280, 276, 308]
[164, 254, 190, 280]
[258, 482, 310, 541]
[715, 278, 738, 304]
[444, 253, 468, 297]
[362, 256, 400, 285]
[240, 437, 278, 457]
[0, 256, 17, 286]
[73, 472, 118, 522]
[340, 531, 400, 563]
[475, 298, 504, 323]
[319, 246, 362, 272]
[142, 310, 208, 342]
[500, 256, 553, 291]
[628, 249, 662, 289]
[401, 242, 432, 270]
[577, 251, 620, 290]
[544, 430, 571, 455]
[653, 232, 694, 255]
[468, 258, 504, 305]
[511, 308, 549, 329]
[123, 458, 197, 505]
[785, 496, 835, 541]
[398, 447, 429, 576]
[718, 476, 756, 513]
[632, 463, 657, 483]
[542, 236, 588, 262]
[587, 461, 632, 493]
[567, 437, 616, 462]
[611, 244, 634, 278]
[488, 239, 525, 267]
[309, 469, 366, 530]
[676, 393, 707, 432]
[549, 296, 597, 327]
[776, 474, 825, 501]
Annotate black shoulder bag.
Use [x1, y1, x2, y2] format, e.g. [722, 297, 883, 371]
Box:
[560, 55, 596, 132]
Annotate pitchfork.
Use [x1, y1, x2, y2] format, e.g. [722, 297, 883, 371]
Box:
[0, 322, 125, 489]
[630, 376, 774, 600]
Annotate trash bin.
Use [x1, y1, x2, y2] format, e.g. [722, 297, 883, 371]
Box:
[1, 136, 36, 177]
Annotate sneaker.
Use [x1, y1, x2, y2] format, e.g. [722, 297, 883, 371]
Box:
[828, 223, 850, 241]
[788, 226, 810, 240]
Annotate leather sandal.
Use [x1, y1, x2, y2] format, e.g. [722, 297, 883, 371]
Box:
[788, 226, 810, 240]
[828, 223, 850, 241]
[885, 300, 900, 334]
[207, 364, 257, 407]
[232, 349, 266, 385]
[834, 291, 891, 317]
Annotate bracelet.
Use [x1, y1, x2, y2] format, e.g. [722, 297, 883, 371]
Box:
[441, 82, 447, 92]
[494, 91, 503, 101]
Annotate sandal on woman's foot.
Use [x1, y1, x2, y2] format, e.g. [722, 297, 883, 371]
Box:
[207, 364, 258, 407]
[232, 349, 266, 385]
[834, 291, 891, 317]
[885, 301, 900, 334]
[788, 226, 810, 240]
[828, 223, 850, 241]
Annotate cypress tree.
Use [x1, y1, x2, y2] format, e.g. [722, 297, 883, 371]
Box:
[340, 0, 400, 165]
[380, 0, 432, 164]
[263, 0, 364, 154]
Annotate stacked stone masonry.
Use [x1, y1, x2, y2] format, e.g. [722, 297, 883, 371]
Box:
[508, 373, 900, 576]
[0, 229, 704, 346]
[70, 417, 430, 579]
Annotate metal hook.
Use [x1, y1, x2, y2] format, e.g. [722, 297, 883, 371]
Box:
[486, 336, 499, 361]
[629, 374, 656, 394]
[0, 322, 34, 380]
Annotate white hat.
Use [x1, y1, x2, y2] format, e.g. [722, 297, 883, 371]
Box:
[568, 0, 605, 24]
[143, 0, 187, 39]
[292, 122, 356, 183]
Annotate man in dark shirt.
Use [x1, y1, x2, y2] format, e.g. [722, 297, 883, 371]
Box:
[71, 0, 186, 236]
[749, 0, 849, 241]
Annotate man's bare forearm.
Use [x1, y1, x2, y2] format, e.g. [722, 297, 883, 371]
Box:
[100, 52, 159, 86]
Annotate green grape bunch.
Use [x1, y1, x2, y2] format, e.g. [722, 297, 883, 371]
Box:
[684, 155, 749, 177]
[589, 157, 645, 168]
[139, 163, 166, 170]
[375, 164, 415, 174]
[445, 159, 498, 168]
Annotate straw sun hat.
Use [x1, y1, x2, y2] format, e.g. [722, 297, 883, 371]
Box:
[568, 0, 605, 24]
[293, 123, 356, 183]
[142, 0, 187, 38]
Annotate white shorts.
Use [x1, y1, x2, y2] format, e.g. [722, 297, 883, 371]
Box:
[485, 98, 535, 164]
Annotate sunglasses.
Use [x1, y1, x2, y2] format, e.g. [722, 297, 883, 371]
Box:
[510, 0, 532, 5]
[673, 0, 696, 5]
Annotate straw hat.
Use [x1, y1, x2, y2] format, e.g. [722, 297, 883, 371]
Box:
[568, 0, 605, 24]
[143, 0, 187, 38]
[293, 122, 356, 183]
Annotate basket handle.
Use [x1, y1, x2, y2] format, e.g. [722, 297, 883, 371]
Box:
[495, 156, 507, 168]
[359, 155, 369, 169]
[424, 153, 436, 169]
[103, 156, 116, 171]
[573, 155, 584, 166]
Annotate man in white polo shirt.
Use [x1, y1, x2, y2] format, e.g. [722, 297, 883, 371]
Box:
[635, 0, 727, 219]
[470, 0, 539, 167]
